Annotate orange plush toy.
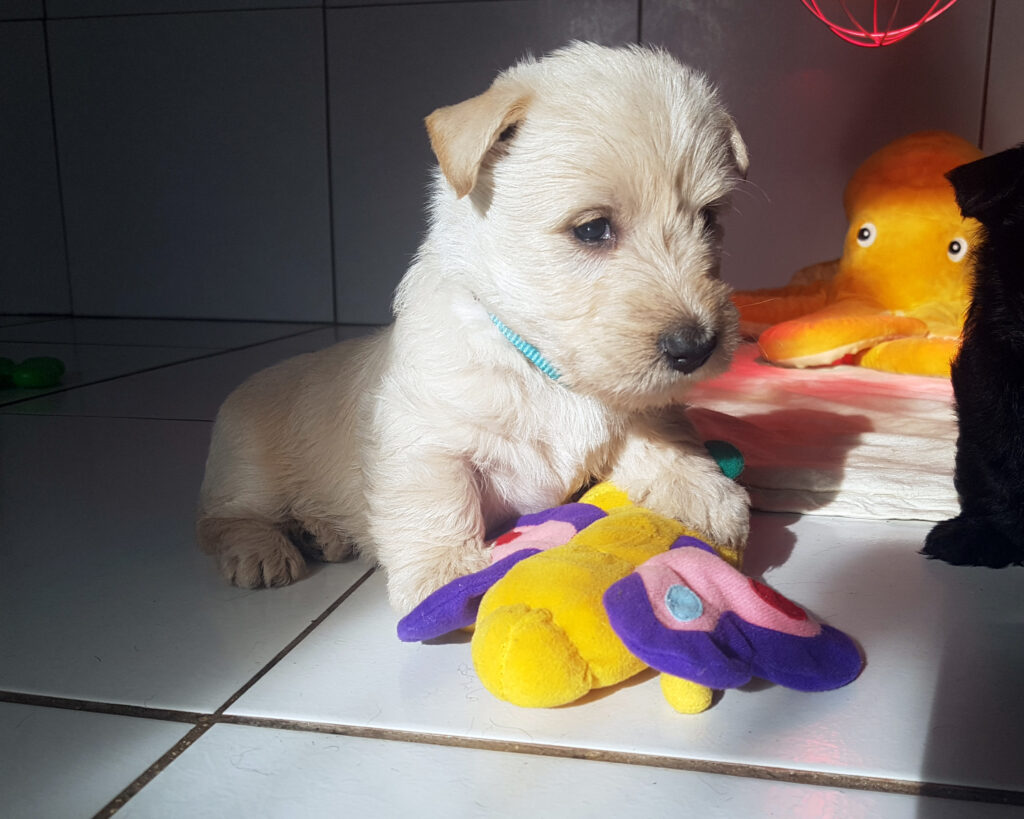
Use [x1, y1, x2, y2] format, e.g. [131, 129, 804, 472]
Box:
[733, 131, 983, 376]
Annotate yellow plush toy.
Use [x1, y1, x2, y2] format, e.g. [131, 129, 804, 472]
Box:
[470, 483, 726, 713]
[733, 131, 983, 376]
[398, 474, 863, 714]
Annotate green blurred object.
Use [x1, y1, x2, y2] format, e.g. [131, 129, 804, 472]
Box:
[3, 356, 66, 389]
[0, 357, 14, 387]
[705, 439, 744, 480]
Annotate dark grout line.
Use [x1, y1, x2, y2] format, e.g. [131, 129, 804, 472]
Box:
[94, 723, 215, 818]
[0, 324, 329, 409]
[327, 0, 532, 10]
[0, 321, 332, 348]
[0, 315, 380, 328]
[8, 688, 1022, 812]
[213, 566, 376, 716]
[13, 683, 1021, 811]
[1, 338, 280, 351]
[46, 5, 323, 23]
[0, 411, 215, 422]
[166, 715, 1024, 809]
[7, 596, 1023, 816]
[90, 566, 376, 817]
[24, 314, 335, 325]
[321, 2, 339, 325]
[0, 691, 204, 724]
[41, 8, 75, 316]
[67, 315, 325, 323]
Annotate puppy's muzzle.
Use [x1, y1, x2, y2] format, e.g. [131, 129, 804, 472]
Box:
[659, 326, 717, 374]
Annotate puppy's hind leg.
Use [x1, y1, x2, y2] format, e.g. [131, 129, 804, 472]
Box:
[197, 515, 308, 588]
[288, 515, 356, 564]
[198, 387, 311, 587]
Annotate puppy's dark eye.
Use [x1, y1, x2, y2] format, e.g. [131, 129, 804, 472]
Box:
[573, 217, 613, 244]
[699, 207, 718, 232]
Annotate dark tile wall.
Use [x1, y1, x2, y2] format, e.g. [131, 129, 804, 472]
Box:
[1, 0, 1017, 320]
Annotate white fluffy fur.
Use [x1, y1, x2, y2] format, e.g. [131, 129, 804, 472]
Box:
[197, 43, 751, 613]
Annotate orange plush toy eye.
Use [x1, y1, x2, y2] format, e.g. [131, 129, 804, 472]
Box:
[855, 222, 877, 247]
[732, 131, 984, 377]
[947, 238, 969, 262]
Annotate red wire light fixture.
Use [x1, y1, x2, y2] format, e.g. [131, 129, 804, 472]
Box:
[801, 0, 961, 47]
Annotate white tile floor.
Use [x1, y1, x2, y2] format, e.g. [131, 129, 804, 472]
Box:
[2, 317, 1022, 818]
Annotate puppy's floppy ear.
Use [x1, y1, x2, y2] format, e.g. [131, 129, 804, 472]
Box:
[425, 80, 531, 199]
[946, 143, 1024, 225]
[724, 115, 749, 180]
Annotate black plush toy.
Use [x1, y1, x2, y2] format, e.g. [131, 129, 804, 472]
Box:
[922, 142, 1024, 567]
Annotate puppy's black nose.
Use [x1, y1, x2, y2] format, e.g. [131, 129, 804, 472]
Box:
[659, 327, 717, 374]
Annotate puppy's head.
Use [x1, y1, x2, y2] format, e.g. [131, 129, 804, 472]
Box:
[425, 43, 748, 412]
[946, 143, 1024, 232]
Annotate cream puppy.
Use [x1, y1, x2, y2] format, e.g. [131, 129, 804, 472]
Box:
[198, 42, 751, 613]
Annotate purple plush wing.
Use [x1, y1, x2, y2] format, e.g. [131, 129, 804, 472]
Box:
[737, 620, 863, 692]
[604, 546, 863, 692]
[397, 549, 540, 642]
[397, 501, 607, 643]
[513, 502, 607, 530]
[605, 574, 753, 689]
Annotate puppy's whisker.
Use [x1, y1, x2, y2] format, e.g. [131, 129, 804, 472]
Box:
[734, 178, 770, 204]
[734, 297, 783, 309]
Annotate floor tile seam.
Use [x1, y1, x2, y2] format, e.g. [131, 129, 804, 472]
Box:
[0, 349, 231, 408]
[45, 0, 524, 23]
[9, 684, 1020, 810]
[93, 722, 213, 818]
[0, 690, 206, 724]
[0, 317, 343, 327]
[0, 323, 327, 353]
[47, 6, 326, 24]
[213, 715, 1024, 808]
[0, 321, 333, 350]
[0, 569, 375, 727]
[15, 693, 1016, 813]
[5, 569, 377, 818]
[88, 568, 376, 817]
[9, 316, 333, 326]
[0, 318, 61, 327]
[212, 565, 377, 717]
[0, 325, 329, 409]
[0, 340, 227, 351]
[0, 410, 215, 422]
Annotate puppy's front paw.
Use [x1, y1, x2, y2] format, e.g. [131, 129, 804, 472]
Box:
[644, 470, 750, 554]
[385, 538, 491, 614]
[688, 475, 750, 553]
[922, 515, 1024, 568]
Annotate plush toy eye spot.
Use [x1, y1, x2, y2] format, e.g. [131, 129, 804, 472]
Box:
[855, 222, 876, 247]
[573, 217, 613, 245]
[948, 237, 968, 262]
[665, 583, 704, 622]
